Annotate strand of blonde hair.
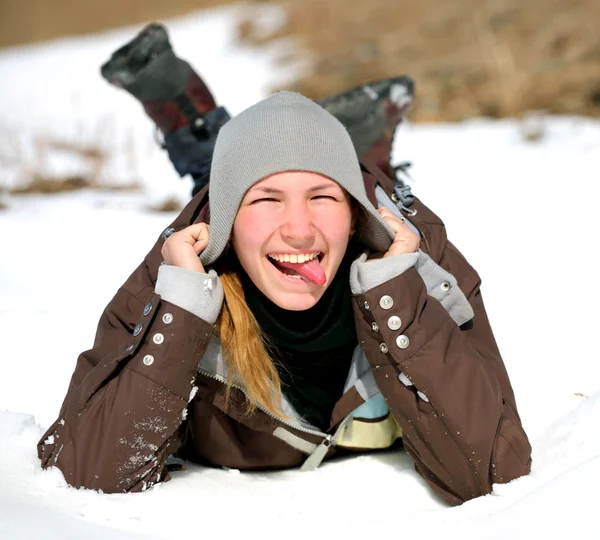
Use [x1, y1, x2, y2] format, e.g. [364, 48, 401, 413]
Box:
[218, 267, 284, 417]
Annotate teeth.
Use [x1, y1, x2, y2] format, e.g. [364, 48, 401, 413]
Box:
[268, 252, 320, 263]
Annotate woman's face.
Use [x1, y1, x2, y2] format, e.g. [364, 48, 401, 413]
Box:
[232, 171, 354, 311]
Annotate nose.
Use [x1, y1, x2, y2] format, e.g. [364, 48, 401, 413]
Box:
[280, 201, 315, 244]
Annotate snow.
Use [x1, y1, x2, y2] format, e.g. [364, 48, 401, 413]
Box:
[1, 5, 600, 540]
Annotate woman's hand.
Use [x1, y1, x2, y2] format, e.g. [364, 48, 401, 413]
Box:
[378, 207, 420, 258]
[161, 223, 210, 273]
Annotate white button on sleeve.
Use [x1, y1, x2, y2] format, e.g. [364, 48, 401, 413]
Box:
[379, 295, 394, 310]
[387, 316, 402, 330]
[143, 355, 154, 366]
[396, 335, 410, 349]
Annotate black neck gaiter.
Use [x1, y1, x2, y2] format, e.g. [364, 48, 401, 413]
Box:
[241, 245, 359, 431]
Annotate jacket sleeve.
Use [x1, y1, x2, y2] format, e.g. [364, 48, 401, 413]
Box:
[352, 242, 532, 505]
[37, 186, 220, 493]
[37, 256, 217, 493]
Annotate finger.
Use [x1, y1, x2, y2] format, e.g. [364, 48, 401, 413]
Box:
[378, 211, 406, 234]
[378, 206, 406, 224]
[179, 223, 209, 245]
[191, 224, 210, 254]
[192, 237, 209, 254]
[186, 222, 210, 239]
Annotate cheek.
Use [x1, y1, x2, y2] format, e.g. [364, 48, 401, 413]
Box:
[314, 207, 353, 242]
[233, 210, 272, 254]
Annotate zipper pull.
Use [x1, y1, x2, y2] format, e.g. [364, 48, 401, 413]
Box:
[300, 435, 333, 472]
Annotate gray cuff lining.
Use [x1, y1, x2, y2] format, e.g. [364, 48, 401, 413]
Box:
[350, 251, 419, 294]
[155, 265, 224, 325]
[415, 251, 474, 326]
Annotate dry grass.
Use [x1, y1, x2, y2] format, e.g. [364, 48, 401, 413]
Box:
[0, 0, 240, 48]
[1, 0, 598, 122]
[10, 175, 142, 194]
[237, 0, 600, 121]
[148, 197, 184, 213]
[10, 175, 90, 194]
[1, 125, 143, 194]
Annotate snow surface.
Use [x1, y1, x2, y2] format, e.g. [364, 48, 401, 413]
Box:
[1, 5, 600, 540]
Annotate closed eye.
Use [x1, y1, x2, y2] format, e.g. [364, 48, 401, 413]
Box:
[251, 197, 278, 204]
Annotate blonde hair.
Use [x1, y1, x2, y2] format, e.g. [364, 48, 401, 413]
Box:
[217, 259, 284, 417]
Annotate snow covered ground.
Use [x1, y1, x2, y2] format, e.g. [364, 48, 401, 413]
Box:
[1, 5, 600, 539]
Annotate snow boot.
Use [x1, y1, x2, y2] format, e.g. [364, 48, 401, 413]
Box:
[101, 23, 230, 194]
[318, 76, 415, 179]
[102, 23, 414, 193]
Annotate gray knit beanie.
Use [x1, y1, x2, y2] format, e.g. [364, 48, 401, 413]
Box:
[200, 91, 394, 266]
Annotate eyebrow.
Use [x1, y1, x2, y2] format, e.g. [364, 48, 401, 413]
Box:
[249, 184, 340, 195]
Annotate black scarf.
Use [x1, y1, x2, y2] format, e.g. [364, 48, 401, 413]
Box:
[241, 245, 359, 431]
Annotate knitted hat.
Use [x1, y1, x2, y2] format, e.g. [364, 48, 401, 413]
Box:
[200, 91, 394, 266]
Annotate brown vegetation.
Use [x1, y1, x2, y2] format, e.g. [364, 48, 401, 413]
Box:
[10, 175, 90, 194]
[1, 0, 598, 122]
[148, 197, 184, 213]
[0, 0, 237, 48]
[1, 129, 142, 194]
[238, 0, 600, 121]
[10, 175, 142, 195]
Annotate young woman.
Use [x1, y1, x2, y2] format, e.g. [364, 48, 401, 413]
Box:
[38, 92, 531, 505]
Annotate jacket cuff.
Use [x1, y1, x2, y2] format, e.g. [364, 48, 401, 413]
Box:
[415, 251, 474, 326]
[155, 265, 223, 324]
[350, 250, 474, 327]
[350, 251, 419, 294]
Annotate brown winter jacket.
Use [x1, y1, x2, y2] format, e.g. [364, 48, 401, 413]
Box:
[37, 166, 532, 505]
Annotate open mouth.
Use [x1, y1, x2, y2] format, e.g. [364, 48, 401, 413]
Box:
[267, 252, 326, 285]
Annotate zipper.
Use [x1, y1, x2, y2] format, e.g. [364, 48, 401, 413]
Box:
[197, 368, 353, 470]
[300, 413, 353, 472]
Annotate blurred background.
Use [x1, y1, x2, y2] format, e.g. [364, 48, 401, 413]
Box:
[1, 0, 598, 200]
[2, 0, 600, 122]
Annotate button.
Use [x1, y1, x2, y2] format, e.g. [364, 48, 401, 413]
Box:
[440, 281, 450, 292]
[379, 295, 394, 310]
[364, 301, 370, 311]
[387, 316, 402, 330]
[162, 227, 176, 241]
[153, 333, 164, 344]
[133, 324, 143, 337]
[371, 322, 379, 332]
[398, 372, 413, 386]
[143, 303, 153, 316]
[379, 343, 389, 354]
[143, 355, 154, 366]
[417, 391, 429, 402]
[396, 335, 410, 349]
[162, 313, 173, 324]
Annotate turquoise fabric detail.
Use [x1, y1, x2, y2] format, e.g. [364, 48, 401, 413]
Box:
[352, 393, 389, 420]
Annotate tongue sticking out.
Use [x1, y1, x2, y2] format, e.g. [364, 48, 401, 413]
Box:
[272, 257, 326, 286]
